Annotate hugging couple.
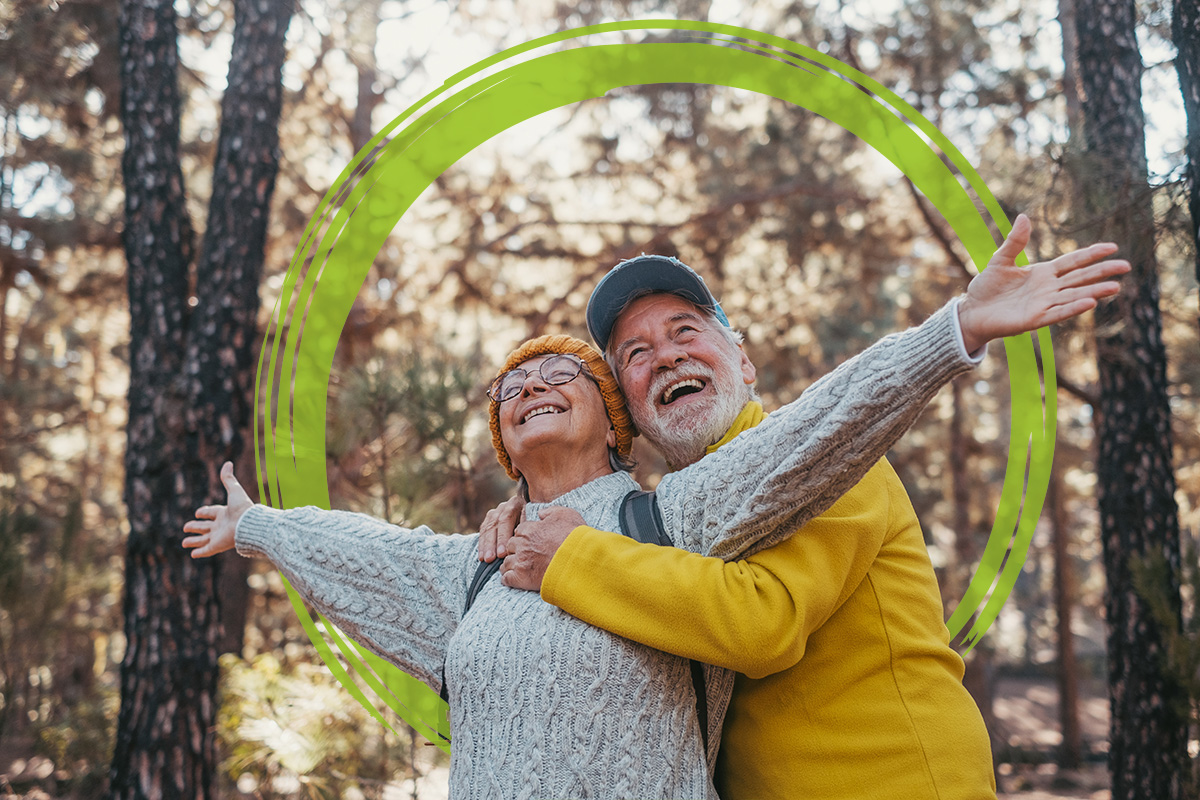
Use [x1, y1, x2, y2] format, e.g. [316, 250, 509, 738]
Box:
[185, 215, 1127, 799]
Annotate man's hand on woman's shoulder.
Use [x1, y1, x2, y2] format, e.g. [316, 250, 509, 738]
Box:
[499, 506, 586, 592]
[478, 495, 526, 562]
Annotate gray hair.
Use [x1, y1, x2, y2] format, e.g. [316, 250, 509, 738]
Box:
[609, 447, 636, 474]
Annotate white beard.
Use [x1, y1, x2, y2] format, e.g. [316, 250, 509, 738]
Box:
[633, 361, 751, 470]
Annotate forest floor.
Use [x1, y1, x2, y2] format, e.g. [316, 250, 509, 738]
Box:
[0, 674, 1124, 800]
[391, 674, 1121, 800]
[993, 675, 1112, 799]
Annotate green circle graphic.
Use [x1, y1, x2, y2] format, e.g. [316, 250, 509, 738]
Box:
[254, 20, 1056, 750]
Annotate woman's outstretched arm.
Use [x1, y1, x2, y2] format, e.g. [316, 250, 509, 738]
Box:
[183, 463, 478, 692]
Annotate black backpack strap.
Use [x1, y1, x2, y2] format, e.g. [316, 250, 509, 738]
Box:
[441, 558, 503, 705]
[463, 557, 504, 617]
[690, 660, 709, 750]
[619, 489, 671, 545]
[618, 489, 708, 750]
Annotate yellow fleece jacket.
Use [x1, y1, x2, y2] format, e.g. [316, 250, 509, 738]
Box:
[542, 401, 996, 800]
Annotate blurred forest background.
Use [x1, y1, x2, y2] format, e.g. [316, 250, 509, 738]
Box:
[2, 0, 1199, 798]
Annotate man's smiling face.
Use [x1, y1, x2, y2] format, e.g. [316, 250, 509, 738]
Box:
[609, 293, 756, 468]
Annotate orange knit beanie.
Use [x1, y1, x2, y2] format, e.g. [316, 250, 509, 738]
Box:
[489, 334, 634, 480]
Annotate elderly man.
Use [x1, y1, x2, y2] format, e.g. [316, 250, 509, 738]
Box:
[483, 215, 1123, 800]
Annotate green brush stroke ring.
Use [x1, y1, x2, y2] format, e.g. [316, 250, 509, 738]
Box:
[254, 20, 1053, 750]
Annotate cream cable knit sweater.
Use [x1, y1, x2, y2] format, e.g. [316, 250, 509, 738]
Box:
[235, 300, 976, 800]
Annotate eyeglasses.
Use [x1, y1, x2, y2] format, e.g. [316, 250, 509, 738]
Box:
[488, 353, 592, 403]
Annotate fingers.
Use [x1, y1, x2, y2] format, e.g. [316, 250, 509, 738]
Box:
[991, 214, 1032, 265]
[1080, 281, 1123, 301]
[1051, 243, 1121, 276]
[221, 461, 248, 497]
[181, 534, 219, 558]
[189, 542, 217, 559]
[497, 551, 539, 591]
[1053, 281, 1123, 307]
[1038, 296, 1100, 327]
[1056, 257, 1130, 286]
[194, 505, 221, 520]
[494, 497, 524, 559]
[479, 509, 500, 562]
[540, 506, 584, 523]
[498, 552, 519, 586]
[478, 496, 526, 562]
[512, 517, 538, 540]
[1036, 279, 1124, 326]
[498, 530, 528, 580]
[183, 519, 213, 534]
[182, 525, 236, 558]
[493, 510, 512, 559]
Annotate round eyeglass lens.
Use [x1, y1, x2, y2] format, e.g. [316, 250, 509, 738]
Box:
[495, 371, 526, 402]
[540, 354, 583, 384]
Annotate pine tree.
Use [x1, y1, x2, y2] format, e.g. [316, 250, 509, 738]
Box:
[109, 0, 292, 796]
[1075, 0, 1190, 796]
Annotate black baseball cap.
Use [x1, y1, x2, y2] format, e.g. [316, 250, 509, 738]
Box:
[586, 255, 730, 352]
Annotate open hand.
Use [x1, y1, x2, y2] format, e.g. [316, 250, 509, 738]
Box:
[957, 214, 1130, 352]
[182, 461, 254, 558]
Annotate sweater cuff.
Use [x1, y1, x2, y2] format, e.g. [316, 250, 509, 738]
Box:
[950, 296, 987, 364]
[884, 300, 983, 402]
[235, 504, 285, 559]
[920, 299, 982, 379]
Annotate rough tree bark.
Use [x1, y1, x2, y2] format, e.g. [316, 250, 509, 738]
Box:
[1074, 0, 1189, 797]
[109, 0, 291, 797]
[1175, 0, 1200, 329]
[1053, 0, 1087, 770]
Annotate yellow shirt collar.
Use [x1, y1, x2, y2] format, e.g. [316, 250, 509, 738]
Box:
[705, 400, 766, 456]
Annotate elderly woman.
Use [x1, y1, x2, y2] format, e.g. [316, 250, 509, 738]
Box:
[183, 244, 1125, 799]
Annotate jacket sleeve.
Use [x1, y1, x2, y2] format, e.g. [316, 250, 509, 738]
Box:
[542, 460, 894, 677]
[657, 298, 974, 561]
[236, 504, 477, 691]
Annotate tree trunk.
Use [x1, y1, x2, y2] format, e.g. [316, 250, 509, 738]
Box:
[110, 0, 291, 796]
[948, 378, 1000, 781]
[185, 0, 290, 656]
[1175, 0, 1200, 328]
[1074, 0, 1189, 797]
[111, 0, 204, 793]
[216, 445, 257, 657]
[1048, 462, 1082, 770]
[1059, 0, 1085, 143]
[348, 0, 384, 155]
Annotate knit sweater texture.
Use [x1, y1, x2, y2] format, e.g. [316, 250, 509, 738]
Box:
[234, 300, 974, 799]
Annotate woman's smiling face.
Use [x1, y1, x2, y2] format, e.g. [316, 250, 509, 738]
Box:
[498, 354, 617, 479]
